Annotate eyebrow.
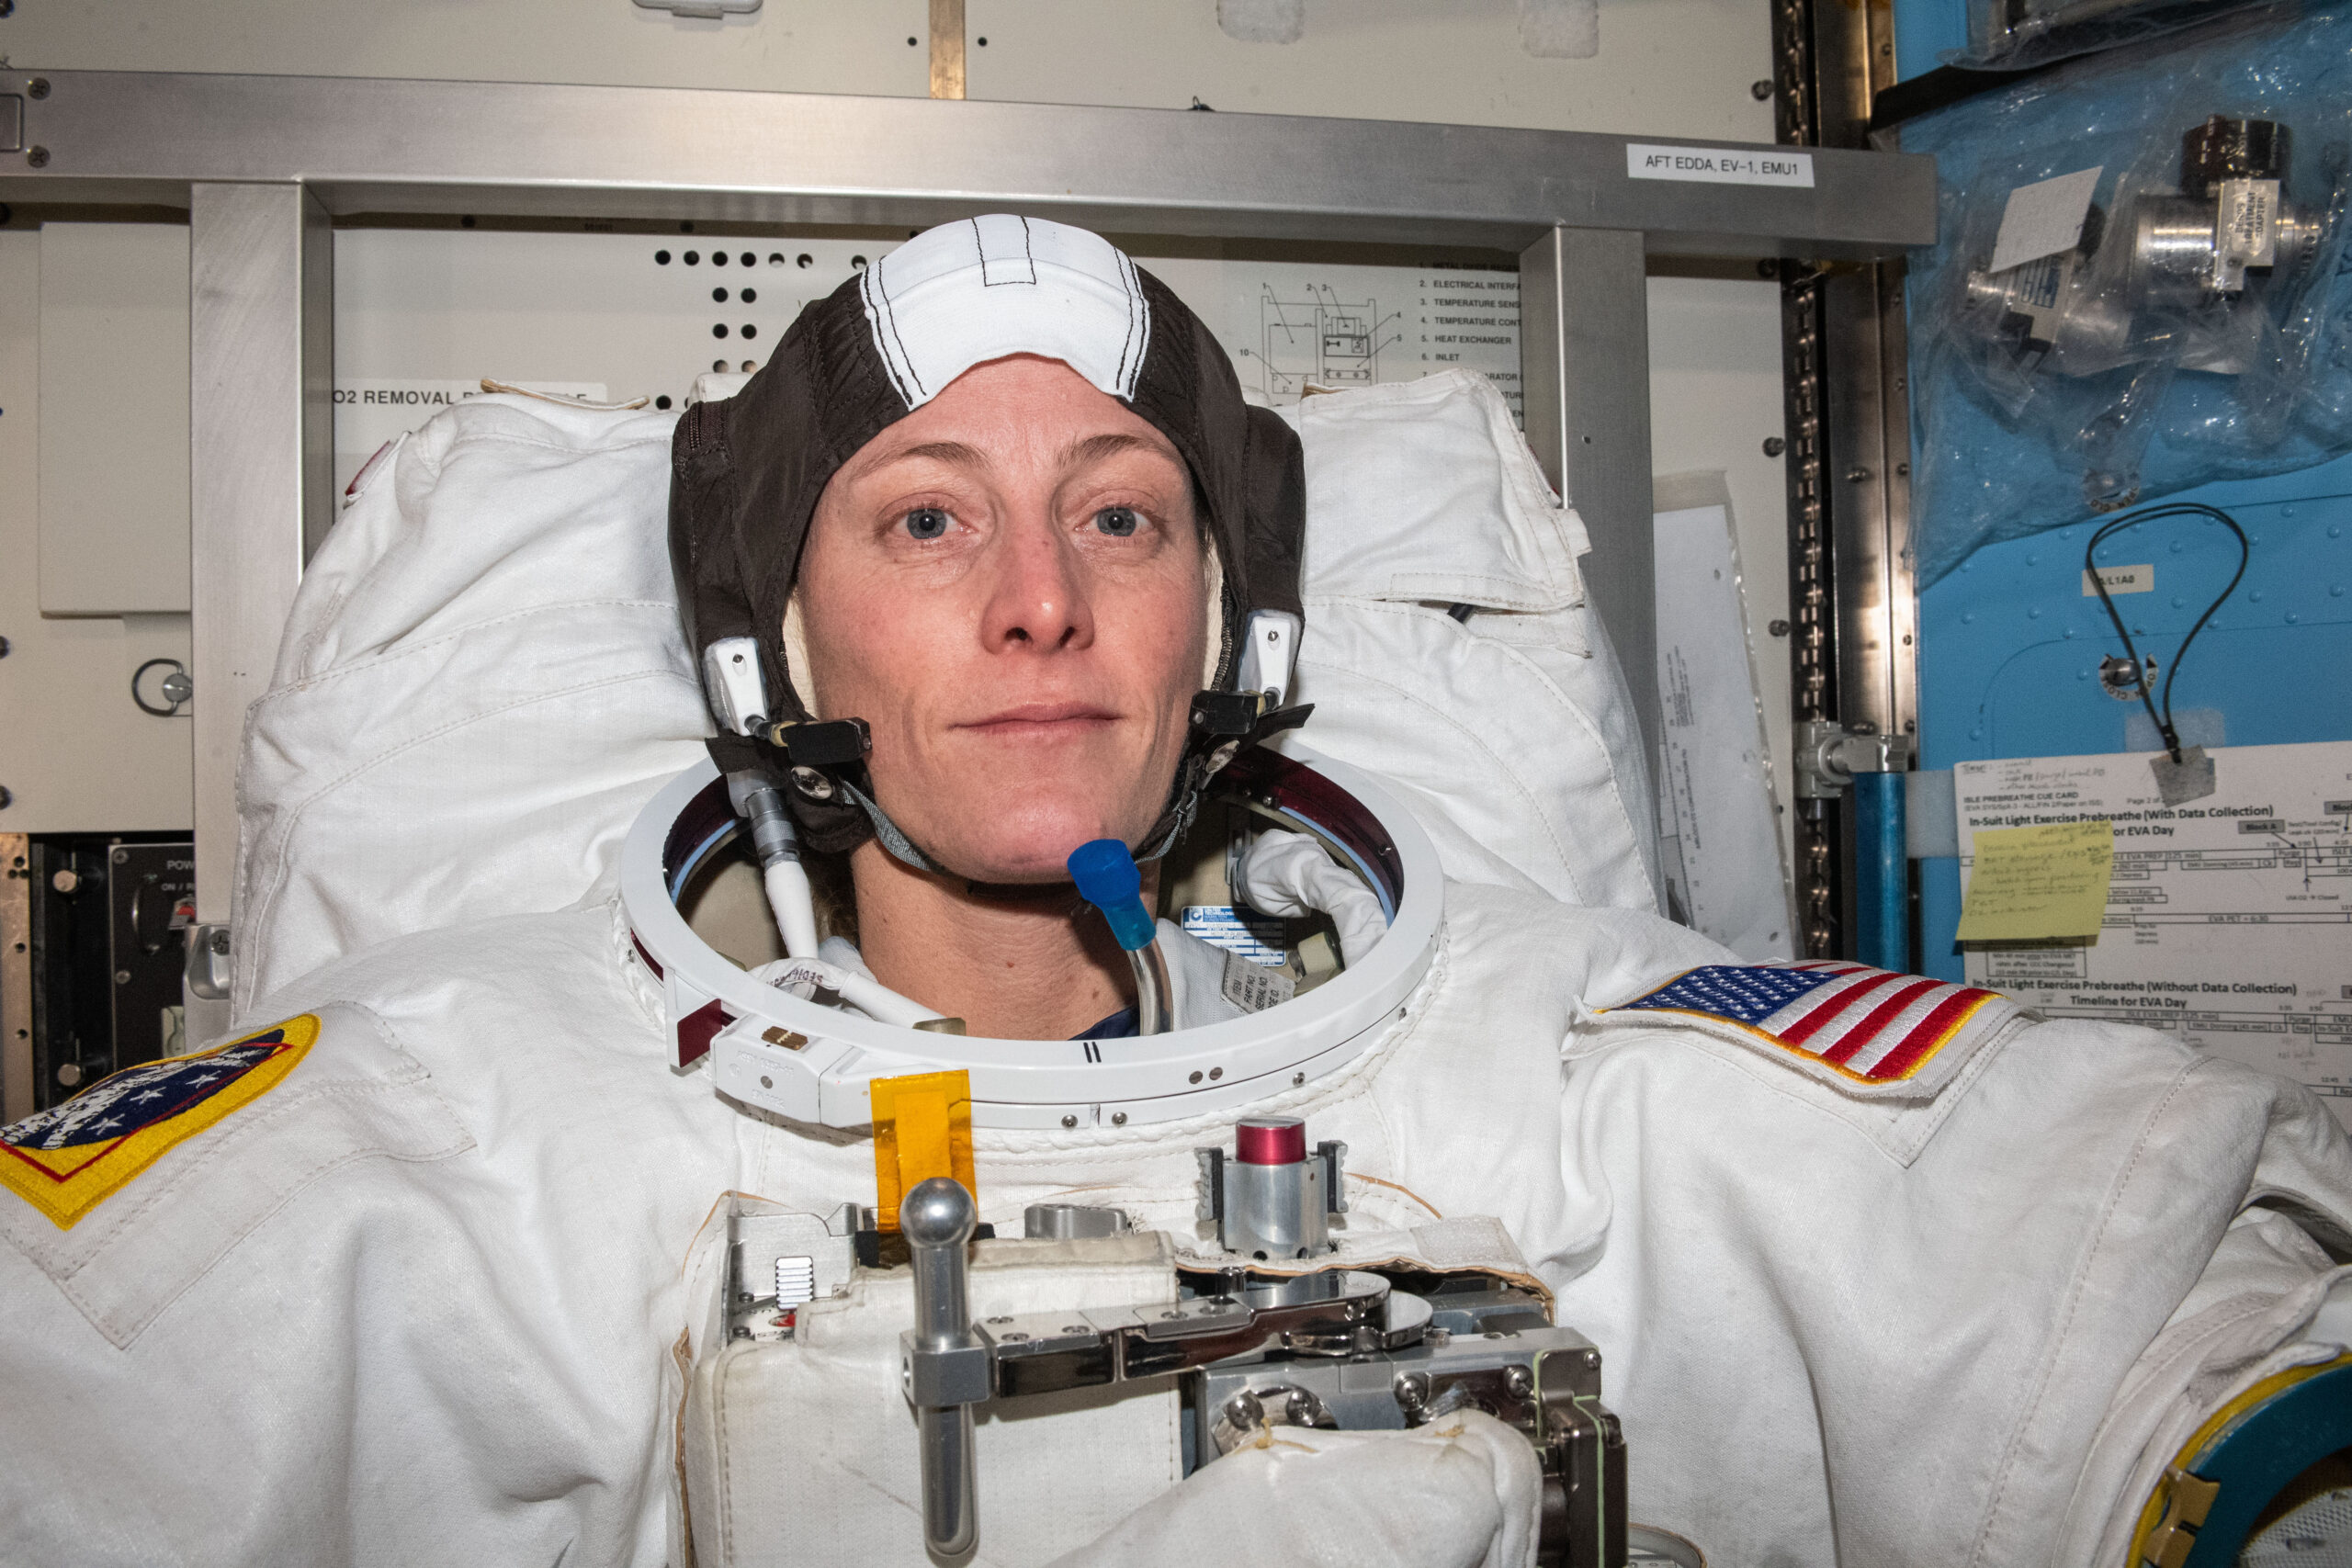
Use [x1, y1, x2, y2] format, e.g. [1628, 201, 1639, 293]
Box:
[1057, 432, 1171, 468]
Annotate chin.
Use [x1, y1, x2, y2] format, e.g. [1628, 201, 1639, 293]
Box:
[912, 785, 1162, 885]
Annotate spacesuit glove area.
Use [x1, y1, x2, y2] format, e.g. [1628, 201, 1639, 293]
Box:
[1044, 1409, 1543, 1568]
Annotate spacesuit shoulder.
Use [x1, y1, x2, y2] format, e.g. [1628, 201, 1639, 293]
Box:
[1591, 957, 2028, 1104]
[0, 1000, 474, 1348]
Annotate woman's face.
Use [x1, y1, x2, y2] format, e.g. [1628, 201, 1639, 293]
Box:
[797, 354, 1212, 883]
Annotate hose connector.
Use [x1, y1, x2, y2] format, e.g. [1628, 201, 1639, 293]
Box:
[1067, 839, 1154, 951]
[1068, 839, 1170, 1036]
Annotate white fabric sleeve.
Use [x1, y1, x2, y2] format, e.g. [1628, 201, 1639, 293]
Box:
[1238, 829, 1389, 969]
[1045, 1410, 1543, 1568]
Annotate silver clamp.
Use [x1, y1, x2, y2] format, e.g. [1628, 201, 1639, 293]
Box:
[1794, 720, 1910, 800]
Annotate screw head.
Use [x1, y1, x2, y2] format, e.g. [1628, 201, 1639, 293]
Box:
[1750, 78, 1773, 99]
[0, 786, 11, 809]
[1060, 1113, 1078, 1128]
[114, 969, 132, 986]
[1110, 1111, 1127, 1126]
[1768, 618, 1791, 637]
[112, 848, 129, 864]
[1394, 1371, 1430, 1406]
[1502, 1364, 1534, 1399]
[28, 77, 49, 100]
[1223, 1389, 1264, 1428]
[56, 1062, 82, 1088]
[1762, 435, 1786, 457]
[51, 869, 78, 894]
[26, 146, 47, 169]
[0, 635, 10, 657]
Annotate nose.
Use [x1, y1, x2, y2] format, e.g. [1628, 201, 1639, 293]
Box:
[979, 505, 1093, 657]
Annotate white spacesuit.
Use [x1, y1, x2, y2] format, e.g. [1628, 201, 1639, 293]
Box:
[4, 219, 2348, 1568]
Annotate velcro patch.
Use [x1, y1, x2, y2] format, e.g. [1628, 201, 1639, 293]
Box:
[1605, 962, 2018, 1096]
[0, 1016, 319, 1229]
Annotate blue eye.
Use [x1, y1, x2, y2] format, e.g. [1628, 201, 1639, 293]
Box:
[902, 507, 950, 541]
[1094, 506, 1140, 537]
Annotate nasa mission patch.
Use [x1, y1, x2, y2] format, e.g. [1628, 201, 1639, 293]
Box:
[0, 1015, 319, 1229]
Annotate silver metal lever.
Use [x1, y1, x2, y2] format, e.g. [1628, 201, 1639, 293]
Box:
[899, 1178, 982, 1557]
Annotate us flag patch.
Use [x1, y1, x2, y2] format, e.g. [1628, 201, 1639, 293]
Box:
[1608, 963, 2015, 1089]
[0, 1015, 319, 1229]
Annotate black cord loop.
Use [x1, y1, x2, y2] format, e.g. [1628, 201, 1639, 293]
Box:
[131, 657, 188, 717]
[2083, 503, 2249, 765]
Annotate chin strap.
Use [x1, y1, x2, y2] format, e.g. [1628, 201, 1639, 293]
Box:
[743, 695, 1314, 881]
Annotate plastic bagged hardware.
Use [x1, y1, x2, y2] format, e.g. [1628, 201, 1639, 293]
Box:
[1903, 7, 2352, 583]
[1957, 0, 2272, 72]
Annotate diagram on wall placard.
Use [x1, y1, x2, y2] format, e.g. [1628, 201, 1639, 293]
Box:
[1953, 739, 2352, 1128]
[1237, 285, 1400, 401]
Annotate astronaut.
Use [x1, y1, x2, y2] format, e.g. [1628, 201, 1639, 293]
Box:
[3, 215, 2349, 1568]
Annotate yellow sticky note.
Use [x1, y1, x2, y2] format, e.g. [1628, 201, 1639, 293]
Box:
[1957, 819, 2115, 942]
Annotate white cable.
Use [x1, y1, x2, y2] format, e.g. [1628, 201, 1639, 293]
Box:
[1238, 830, 1388, 968]
[762, 859, 821, 960]
[752, 956, 944, 1030]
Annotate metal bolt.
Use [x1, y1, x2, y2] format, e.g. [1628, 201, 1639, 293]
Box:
[1061, 1325, 1088, 1336]
[1895, 461, 1910, 477]
[1292, 1072, 1306, 1087]
[987, 1315, 1012, 1325]
[1110, 1111, 1126, 1126]
[25, 146, 45, 168]
[1060, 1113, 1077, 1128]
[1503, 1364, 1534, 1399]
[1769, 619, 1791, 637]
[1394, 1371, 1430, 1408]
[1223, 1389, 1264, 1429]
[114, 969, 131, 985]
[1284, 1390, 1317, 1424]
[111, 848, 128, 864]
[209, 929, 230, 954]
[1583, 1348, 1600, 1369]
[1208, 1066, 1222, 1080]
[51, 869, 78, 894]
[1188, 1070, 1203, 1084]
[729, 1325, 751, 1340]
[1001, 1331, 1028, 1342]
[1750, 78, 1773, 99]
[56, 1063, 81, 1087]
[26, 77, 48, 100]
[1762, 435, 1786, 457]
[737, 1291, 754, 1303]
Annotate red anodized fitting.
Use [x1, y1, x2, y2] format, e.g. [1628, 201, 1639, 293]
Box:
[1234, 1115, 1307, 1166]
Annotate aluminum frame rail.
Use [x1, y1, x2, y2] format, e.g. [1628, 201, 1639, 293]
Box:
[0, 70, 1935, 1024]
[1770, 0, 1917, 962]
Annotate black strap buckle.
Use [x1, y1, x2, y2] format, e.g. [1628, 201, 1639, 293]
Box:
[766, 716, 873, 768]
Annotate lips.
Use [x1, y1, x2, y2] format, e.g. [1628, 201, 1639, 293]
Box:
[955, 701, 1121, 738]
